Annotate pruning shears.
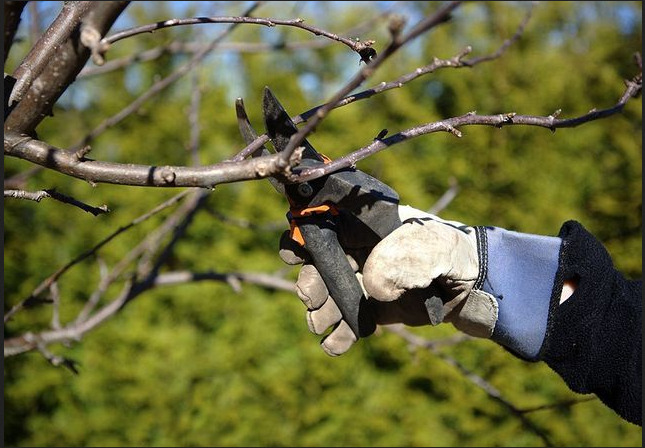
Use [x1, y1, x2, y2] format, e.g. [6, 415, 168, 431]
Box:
[236, 87, 403, 339]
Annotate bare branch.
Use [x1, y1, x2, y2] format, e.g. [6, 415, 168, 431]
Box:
[385, 325, 553, 446]
[50, 282, 62, 330]
[99, 16, 374, 59]
[4, 132, 300, 187]
[293, 3, 535, 123]
[4, 190, 193, 324]
[188, 71, 202, 166]
[461, 2, 534, 66]
[78, 5, 394, 79]
[6, 57, 639, 189]
[5, 1, 129, 135]
[427, 177, 460, 215]
[4, 1, 27, 63]
[24, 333, 80, 374]
[294, 69, 642, 182]
[71, 2, 261, 150]
[154, 270, 295, 292]
[276, 1, 463, 165]
[4, 188, 110, 215]
[9, 2, 94, 107]
[229, 6, 531, 163]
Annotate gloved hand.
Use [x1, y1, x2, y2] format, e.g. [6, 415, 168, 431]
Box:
[279, 205, 499, 356]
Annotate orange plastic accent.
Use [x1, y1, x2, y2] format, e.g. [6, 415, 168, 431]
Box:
[288, 203, 338, 246]
[289, 221, 305, 246]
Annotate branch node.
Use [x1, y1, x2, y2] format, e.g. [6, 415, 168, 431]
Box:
[549, 109, 562, 119]
[81, 25, 108, 66]
[289, 147, 305, 167]
[388, 14, 407, 42]
[459, 45, 473, 59]
[496, 113, 516, 127]
[160, 167, 176, 184]
[444, 124, 462, 138]
[75, 145, 92, 161]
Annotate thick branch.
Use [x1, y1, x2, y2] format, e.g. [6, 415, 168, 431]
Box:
[4, 132, 297, 187]
[9, 2, 94, 107]
[4, 1, 129, 135]
[4, 1, 27, 63]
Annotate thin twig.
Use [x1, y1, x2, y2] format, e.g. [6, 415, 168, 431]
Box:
[72, 2, 262, 151]
[4, 188, 110, 215]
[78, 5, 394, 78]
[153, 270, 295, 292]
[4, 190, 193, 323]
[427, 177, 459, 215]
[386, 325, 554, 446]
[188, 70, 202, 166]
[99, 16, 374, 56]
[275, 2, 463, 166]
[231, 6, 533, 162]
[293, 69, 642, 182]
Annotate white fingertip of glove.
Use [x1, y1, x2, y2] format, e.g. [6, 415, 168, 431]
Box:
[306, 299, 342, 335]
[296, 263, 329, 309]
[320, 320, 357, 357]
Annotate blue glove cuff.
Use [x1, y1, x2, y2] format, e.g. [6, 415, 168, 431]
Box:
[475, 226, 562, 360]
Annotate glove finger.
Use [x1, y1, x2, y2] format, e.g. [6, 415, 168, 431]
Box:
[296, 263, 329, 309]
[320, 320, 357, 357]
[278, 230, 310, 265]
[306, 298, 342, 334]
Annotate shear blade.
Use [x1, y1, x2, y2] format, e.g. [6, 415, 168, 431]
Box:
[235, 97, 285, 195]
[262, 87, 323, 162]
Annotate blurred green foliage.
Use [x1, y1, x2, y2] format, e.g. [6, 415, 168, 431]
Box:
[4, 2, 642, 446]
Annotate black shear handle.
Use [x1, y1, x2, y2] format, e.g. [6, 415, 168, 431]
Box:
[298, 219, 376, 339]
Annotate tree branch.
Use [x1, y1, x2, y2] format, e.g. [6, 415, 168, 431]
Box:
[4, 189, 193, 324]
[5, 1, 129, 135]
[8, 2, 94, 107]
[98, 15, 375, 59]
[4, 1, 27, 63]
[275, 1, 463, 165]
[78, 5, 394, 79]
[4, 188, 110, 216]
[4, 132, 300, 187]
[385, 324, 553, 446]
[71, 2, 261, 150]
[293, 68, 642, 182]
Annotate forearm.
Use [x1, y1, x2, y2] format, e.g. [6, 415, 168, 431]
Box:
[479, 221, 642, 425]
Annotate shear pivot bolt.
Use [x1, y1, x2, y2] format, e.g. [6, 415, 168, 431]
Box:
[297, 182, 314, 197]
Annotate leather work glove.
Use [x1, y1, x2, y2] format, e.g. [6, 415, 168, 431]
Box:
[280, 205, 563, 360]
[279, 206, 499, 356]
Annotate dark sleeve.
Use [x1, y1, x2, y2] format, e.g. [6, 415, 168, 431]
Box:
[539, 220, 642, 426]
